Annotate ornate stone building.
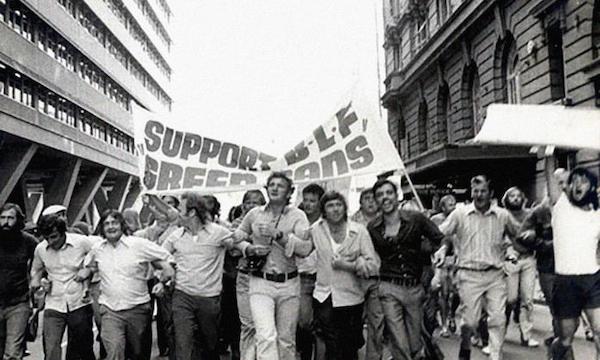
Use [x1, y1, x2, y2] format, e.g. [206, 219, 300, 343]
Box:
[382, 0, 600, 206]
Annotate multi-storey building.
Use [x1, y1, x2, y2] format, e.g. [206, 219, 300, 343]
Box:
[382, 0, 600, 207]
[0, 0, 172, 224]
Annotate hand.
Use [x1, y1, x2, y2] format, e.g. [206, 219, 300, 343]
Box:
[75, 268, 92, 282]
[519, 230, 536, 243]
[331, 253, 354, 271]
[432, 246, 447, 267]
[246, 244, 271, 257]
[152, 282, 165, 298]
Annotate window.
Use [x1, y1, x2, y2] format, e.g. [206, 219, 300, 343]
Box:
[0, 0, 6, 22]
[417, 101, 428, 153]
[547, 22, 565, 101]
[463, 62, 482, 137]
[436, 84, 450, 144]
[593, 0, 599, 58]
[0, 64, 6, 95]
[437, 0, 450, 23]
[507, 50, 521, 104]
[471, 70, 482, 134]
[393, 41, 401, 70]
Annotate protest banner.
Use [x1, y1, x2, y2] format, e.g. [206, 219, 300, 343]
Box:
[474, 104, 600, 150]
[133, 98, 405, 195]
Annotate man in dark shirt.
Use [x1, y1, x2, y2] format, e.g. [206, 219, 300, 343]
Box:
[0, 203, 37, 360]
[368, 179, 445, 360]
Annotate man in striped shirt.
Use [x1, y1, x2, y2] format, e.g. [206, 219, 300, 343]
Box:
[436, 175, 519, 360]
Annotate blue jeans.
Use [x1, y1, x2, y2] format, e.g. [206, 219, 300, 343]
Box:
[249, 275, 300, 360]
[99, 302, 152, 360]
[43, 305, 95, 360]
[172, 290, 221, 360]
[0, 301, 30, 360]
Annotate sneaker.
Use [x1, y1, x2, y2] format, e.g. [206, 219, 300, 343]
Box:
[521, 337, 540, 347]
[481, 345, 491, 355]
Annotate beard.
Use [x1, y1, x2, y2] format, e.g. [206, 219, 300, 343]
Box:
[0, 226, 22, 250]
[505, 201, 523, 211]
[568, 191, 596, 209]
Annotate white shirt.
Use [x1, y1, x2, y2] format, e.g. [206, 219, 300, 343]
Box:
[31, 233, 96, 313]
[552, 193, 600, 275]
[85, 236, 170, 311]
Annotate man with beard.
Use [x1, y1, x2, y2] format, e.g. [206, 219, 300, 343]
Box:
[0, 203, 37, 360]
[296, 183, 324, 360]
[436, 175, 519, 360]
[501, 187, 540, 347]
[367, 179, 446, 360]
[542, 157, 600, 360]
[31, 214, 95, 360]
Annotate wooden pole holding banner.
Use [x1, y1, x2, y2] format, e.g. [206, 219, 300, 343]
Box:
[399, 168, 425, 211]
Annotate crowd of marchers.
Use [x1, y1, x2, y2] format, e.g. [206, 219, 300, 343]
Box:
[0, 152, 599, 360]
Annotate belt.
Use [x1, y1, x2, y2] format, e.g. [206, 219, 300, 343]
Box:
[251, 270, 298, 283]
[300, 273, 316, 280]
[379, 276, 420, 287]
[238, 268, 250, 275]
[458, 266, 499, 272]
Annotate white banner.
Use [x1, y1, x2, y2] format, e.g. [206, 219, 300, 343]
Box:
[134, 99, 404, 195]
[474, 104, 600, 150]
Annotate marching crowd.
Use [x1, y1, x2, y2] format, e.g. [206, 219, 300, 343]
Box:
[0, 153, 600, 360]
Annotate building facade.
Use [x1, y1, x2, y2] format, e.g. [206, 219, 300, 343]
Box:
[0, 0, 173, 224]
[382, 0, 600, 207]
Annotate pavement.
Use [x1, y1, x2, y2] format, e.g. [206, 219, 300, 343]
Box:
[25, 304, 595, 359]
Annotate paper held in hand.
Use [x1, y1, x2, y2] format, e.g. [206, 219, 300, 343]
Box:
[473, 104, 600, 151]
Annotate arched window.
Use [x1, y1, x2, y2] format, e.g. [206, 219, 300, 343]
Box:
[506, 41, 521, 104]
[463, 61, 482, 137]
[471, 71, 482, 133]
[417, 100, 428, 152]
[436, 83, 450, 145]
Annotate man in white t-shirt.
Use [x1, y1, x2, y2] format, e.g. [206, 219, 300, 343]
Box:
[544, 155, 600, 360]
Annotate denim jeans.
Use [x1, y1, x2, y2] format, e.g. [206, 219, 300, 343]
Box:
[99, 302, 152, 360]
[364, 279, 385, 360]
[156, 290, 176, 360]
[297, 275, 315, 360]
[236, 272, 256, 360]
[172, 290, 221, 360]
[505, 255, 537, 340]
[457, 268, 507, 360]
[0, 301, 30, 360]
[313, 296, 364, 360]
[220, 275, 240, 359]
[378, 281, 425, 360]
[43, 305, 95, 360]
[249, 275, 300, 360]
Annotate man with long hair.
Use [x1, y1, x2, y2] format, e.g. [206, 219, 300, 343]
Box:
[0, 203, 37, 360]
[79, 210, 174, 360]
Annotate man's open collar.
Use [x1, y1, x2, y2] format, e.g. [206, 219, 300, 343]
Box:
[259, 203, 291, 215]
[465, 203, 499, 216]
[45, 234, 76, 250]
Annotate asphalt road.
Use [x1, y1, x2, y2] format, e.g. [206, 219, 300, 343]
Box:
[26, 304, 595, 359]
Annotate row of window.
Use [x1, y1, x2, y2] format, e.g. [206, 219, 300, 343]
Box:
[2, 0, 131, 111]
[132, 0, 171, 47]
[0, 63, 135, 154]
[103, 0, 171, 72]
[44, 0, 172, 110]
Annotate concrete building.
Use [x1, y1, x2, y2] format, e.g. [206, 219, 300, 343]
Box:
[0, 0, 172, 225]
[381, 0, 600, 207]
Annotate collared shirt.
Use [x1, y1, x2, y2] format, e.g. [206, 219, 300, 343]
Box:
[84, 235, 170, 311]
[163, 222, 232, 297]
[31, 233, 95, 313]
[235, 204, 310, 274]
[311, 220, 380, 307]
[368, 210, 444, 280]
[552, 193, 600, 275]
[440, 203, 518, 270]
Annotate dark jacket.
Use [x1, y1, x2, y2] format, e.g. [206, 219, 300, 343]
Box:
[0, 231, 38, 306]
[519, 204, 554, 274]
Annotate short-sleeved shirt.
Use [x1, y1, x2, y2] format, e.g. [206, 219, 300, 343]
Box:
[163, 222, 232, 297]
[552, 193, 600, 275]
[0, 231, 37, 306]
[368, 210, 444, 281]
[440, 203, 518, 270]
[84, 235, 170, 311]
[31, 233, 95, 313]
[235, 205, 310, 274]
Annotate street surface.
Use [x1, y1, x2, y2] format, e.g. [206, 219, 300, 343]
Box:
[26, 304, 595, 359]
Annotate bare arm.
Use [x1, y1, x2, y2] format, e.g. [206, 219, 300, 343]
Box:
[544, 155, 562, 206]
